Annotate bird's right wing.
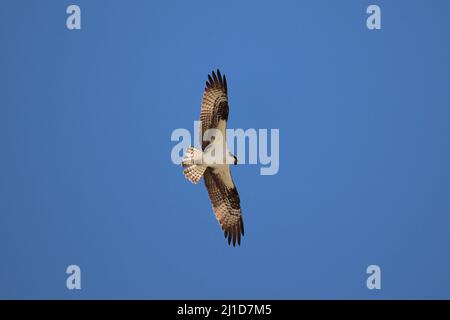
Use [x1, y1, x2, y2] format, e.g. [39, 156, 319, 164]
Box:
[199, 69, 229, 150]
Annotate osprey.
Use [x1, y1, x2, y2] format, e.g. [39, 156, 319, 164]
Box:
[181, 69, 244, 246]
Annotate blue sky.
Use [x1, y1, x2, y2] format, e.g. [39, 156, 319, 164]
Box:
[0, 0, 449, 299]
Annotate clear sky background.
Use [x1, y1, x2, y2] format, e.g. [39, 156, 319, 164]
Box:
[1, 0, 449, 299]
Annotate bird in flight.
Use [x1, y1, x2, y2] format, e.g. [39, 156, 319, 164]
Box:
[181, 69, 244, 246]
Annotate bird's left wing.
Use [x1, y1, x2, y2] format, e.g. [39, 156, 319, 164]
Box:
[203, 168, 244, 246]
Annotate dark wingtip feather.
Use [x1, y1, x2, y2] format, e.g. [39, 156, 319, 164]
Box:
[205, 69, 227, 93]
[212, 70, 219, 85]
[232, 230, 236, 246]
[223, 219, 245, 246]
[217, 69, 222, 86]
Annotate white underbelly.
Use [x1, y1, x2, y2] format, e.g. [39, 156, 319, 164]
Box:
[202, 119, 234, 165]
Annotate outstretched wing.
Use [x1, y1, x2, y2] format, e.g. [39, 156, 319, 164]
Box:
[199, 69, 229, 150]
[203, 168, 244, 246]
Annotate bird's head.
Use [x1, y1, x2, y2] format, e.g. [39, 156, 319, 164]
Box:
[227, 151, 238, 165]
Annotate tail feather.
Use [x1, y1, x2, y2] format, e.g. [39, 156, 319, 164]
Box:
[182, 147, 206, 184]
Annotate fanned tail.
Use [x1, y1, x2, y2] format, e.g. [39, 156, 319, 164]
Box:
[182, 147, 207, 184]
